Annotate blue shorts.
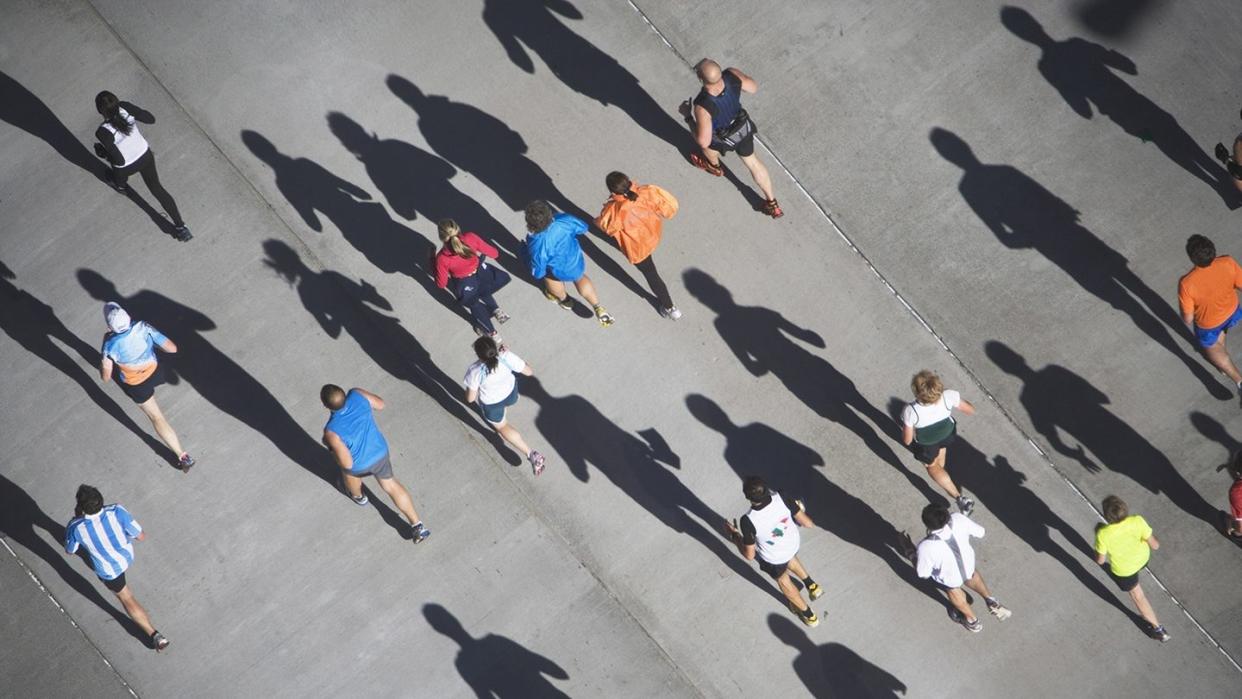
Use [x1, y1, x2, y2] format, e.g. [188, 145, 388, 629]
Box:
[479, 385, 520, 425]
[1195, 305, 1242, 348]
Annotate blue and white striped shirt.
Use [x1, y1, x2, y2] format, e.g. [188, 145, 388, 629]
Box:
[64, 504, 142, 580]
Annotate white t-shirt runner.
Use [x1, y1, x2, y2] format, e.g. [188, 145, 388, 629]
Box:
[901, 389, 961, 444]
[463, 350, 526, 405]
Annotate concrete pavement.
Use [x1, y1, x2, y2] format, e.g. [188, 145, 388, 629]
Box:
[1, 0, 1240, 696]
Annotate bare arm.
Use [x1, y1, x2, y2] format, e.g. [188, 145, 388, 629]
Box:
[158, 338, 178, 354]
[727, 67, 758, 93]
[355, 388, 385, 411]
[100, 356, 113, 383]
[1095, 552, 1107, 565]
[1146, 533, 1160, 550]
[794, 509, 815, 529]
[135, 531, 146, 542]
[693, 105, 714, 149]
[956, 398, 976, 416]
[465, 386, 479, 403]
[722, 520, 757, 560]
[901, 424, 915, 446]
[323, 430, 354, 471]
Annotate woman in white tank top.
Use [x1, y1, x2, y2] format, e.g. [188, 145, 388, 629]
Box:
[93, 90, 191, 241]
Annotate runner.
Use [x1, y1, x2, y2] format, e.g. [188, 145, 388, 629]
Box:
[98, 302, 195, 471]
[463, 336, 545, 475]
[64, 485, 171, 651]
[914, 503, 1012, 633]
[594, 171, 682, 320]
[684, 59, 782, 218]
[1178, 234, 1242, 400]
[900, 370, 976, 514]
[1093, 496, 1169, 642]
[524, 201, 614, 327]
[435, 219, 512, 340]
[724, 476, 823, 627]
[1226, 452, 1242, 539]
[321, 384, 431, 543]
[92, 91, 191, 241]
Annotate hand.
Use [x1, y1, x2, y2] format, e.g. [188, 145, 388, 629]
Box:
[722, 519, 741, 542]
[94, 143, 108, 159]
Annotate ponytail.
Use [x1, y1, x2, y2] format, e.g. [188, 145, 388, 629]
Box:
[95, 91, 132, 135]
[438, 219, 475, 259]
[605, 171, 638, 201]
[473, 336, 500, 372]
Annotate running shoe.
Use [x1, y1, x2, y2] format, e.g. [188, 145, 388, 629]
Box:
[949, 608, 982, 632]
[594, 305, 615, 327]
[544, 290, 574, 311]
[151, 631, 170, 651]
[1148, 625, 1170, 642]
[529, 450, 546, 476]
[805, 580, 824, 601]
[761, 199, 784, 219]
[349, 492, 369, 507]
[789, 603, 820, 628]
[956, 495, 975, 516]
[493, 309, 511, 324]
[173, 225, 193, 242]
[177, 453, 195, 472]
[689, 152, 724, 177]
[411, 522, 431, 544]
[661, 306, 683, 321]
[986, 598, 1012, 620]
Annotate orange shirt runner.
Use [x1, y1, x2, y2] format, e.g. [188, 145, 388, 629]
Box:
[1178, 255, 1242, 329]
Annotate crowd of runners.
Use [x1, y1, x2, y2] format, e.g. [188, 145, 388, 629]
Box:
[24, 49, 1242, 661]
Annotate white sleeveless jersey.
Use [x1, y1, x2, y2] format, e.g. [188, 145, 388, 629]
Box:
[100, 108, 149, 166]
[746, 495, 801, 565]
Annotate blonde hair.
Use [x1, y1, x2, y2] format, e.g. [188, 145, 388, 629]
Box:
[911, 370, 944, 405]
[437, 219, 474, 259]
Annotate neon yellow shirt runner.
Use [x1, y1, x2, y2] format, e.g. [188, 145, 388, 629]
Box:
[1094, 515, 1153, 577]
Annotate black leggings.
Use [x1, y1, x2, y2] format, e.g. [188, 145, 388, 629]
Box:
[634, 255, 673, 309]
[112, 150, 184, 226]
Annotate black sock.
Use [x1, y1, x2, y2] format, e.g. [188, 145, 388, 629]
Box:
[803, 576, 816, 587]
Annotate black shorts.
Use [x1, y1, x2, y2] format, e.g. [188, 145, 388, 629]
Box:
[102, 572, 127, 593]
[913, 430, 957, 465]
[1107, 568, 1140, 592]
[713, 132, 755, 157]
[116, 363, 165, 404]
[757, 557, 790, 580]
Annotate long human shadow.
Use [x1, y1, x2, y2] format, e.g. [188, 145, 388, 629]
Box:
[386, 75, 655, 305]
[1187, 411, 1242, 543]
[687, 393, 946, 609]
[0, 473, 148, 644]
[326, 112, 536, 292]
[769, 614, 907, 697]
[986, 340, 1217, 527]
[1001, 6, 1239, 208]
[241, 130, 470, 323]
[1074, 0, 1167, 39]
[0, 72, 174, 235]
[481, 0, 687, 152]
[261, 239, 520, 466]
[424, 603, 570, 698]
[931, 127, 1229, 398]
[520, 376, 780, 603]
[682, 267, 943, 503]
[0, 261, 172, 464]
[946, 434, 1146, 627]
[77, 269, 343, 486]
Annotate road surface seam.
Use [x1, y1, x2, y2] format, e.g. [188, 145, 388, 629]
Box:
[0, 537, 139, 697]
[626, 0, 1241, 674]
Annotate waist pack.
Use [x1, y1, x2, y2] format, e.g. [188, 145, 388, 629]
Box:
[714, 109, 756, 147]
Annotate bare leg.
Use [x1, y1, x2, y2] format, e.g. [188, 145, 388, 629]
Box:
[785, 556, 810, 580]
[494, 421, 532, 457]
[341, 470, 365, 499]
[377, 476, 421, 526]
[1202, 336, 1242, 384]
[738, 153, 775, 200]
[962, 570, 994, 599]
[926, 448, 961, 499]
[544, 278, 568, 301]
[776, 572, 807, 612]
[115, 586, 156, 637]
[701, 145, 723, 168]
[1129, 584, 1161, 628]
[137, 397, 185, 457]
[573, 275, 601, 307]
[945, 587, 976, 623]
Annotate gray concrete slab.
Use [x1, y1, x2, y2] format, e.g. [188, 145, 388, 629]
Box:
[1, 0, 1240, 697]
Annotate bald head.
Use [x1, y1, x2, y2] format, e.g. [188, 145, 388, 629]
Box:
[695, 59, 722, 84]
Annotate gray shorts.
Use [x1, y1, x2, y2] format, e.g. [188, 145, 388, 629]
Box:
[351, 453, 393, 480]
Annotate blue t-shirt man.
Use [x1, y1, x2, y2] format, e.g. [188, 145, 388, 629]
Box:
[324, 389, 389, 473]
[526, 212, 588, 282]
